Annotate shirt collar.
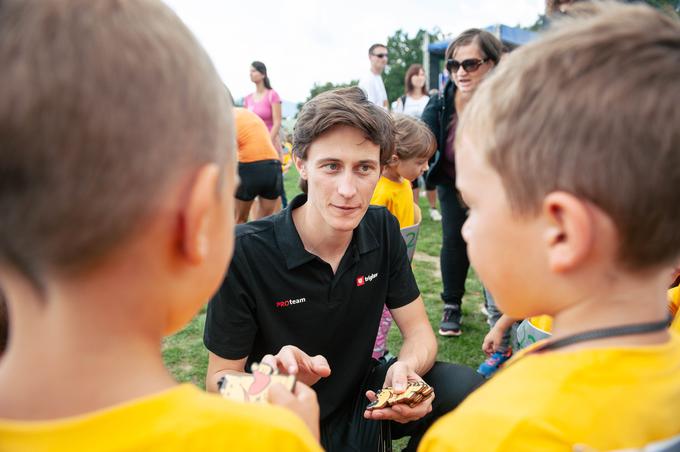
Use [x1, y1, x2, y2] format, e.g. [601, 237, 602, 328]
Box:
[274, 194, 380, 270]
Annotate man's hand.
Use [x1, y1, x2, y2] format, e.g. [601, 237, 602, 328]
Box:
[261, 345, 331, 386]
[363, 361, 434, 423]
[269, 381, 320, 440]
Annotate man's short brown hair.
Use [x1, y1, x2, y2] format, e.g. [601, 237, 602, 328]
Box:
[293, 87, 395, 192]
[0, 0, 232, 286]
[459, 1, 680, 270]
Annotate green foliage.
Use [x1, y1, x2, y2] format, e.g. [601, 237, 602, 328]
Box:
[383, 28, 444, 103]
[643, 0, 680, 12]
[297, 80, 358, 112]
[299, 28, 444, 108]
[535, 0, 679, 27]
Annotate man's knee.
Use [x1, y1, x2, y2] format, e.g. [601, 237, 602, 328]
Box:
[423, 362, 484, 414]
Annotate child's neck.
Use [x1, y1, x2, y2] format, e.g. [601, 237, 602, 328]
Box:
[549, 271, 671, 351]
[0, 276, 176, 420]
[382, 166, 403, 183]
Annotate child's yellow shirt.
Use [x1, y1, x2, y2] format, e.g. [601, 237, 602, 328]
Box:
[0, 384, 321, 452]
[370, 176, 415, 228]
[420, 332, 680, 451]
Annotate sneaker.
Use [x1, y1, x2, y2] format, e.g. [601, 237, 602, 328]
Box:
[477, 349, 513, 378]
[438, 304, 462, 336]
[429, 208, 442, 222]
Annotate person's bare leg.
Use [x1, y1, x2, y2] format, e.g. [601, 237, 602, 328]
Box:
[249, 198, 260, 219]
[252, 197, 279, 220]
[427, 189, 442, 221]
[427, 189, 438, 210]
[235, 199, 254, 224]
[412, 187, 420, 203]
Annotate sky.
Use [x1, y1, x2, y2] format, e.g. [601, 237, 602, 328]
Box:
[163, 0, 545, 104]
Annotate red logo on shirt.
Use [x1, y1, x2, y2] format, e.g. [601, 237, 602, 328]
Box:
[275, 297, 307, 308]
[356, 273, 378, 287]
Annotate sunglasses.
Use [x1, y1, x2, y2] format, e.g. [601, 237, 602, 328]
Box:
[372, 53, 388, 59]
[446, 58, 488, 73]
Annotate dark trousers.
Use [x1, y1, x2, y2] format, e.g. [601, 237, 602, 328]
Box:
[320, 359, 483, 451]
[437, 183, 470, 307]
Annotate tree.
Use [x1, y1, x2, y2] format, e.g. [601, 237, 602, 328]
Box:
[643, 0, 680, 11]
[299, 27, 444, 110]
[297, 80, 358, 113]
[544, 0, 678, 16]
[384, 28, 444, 104]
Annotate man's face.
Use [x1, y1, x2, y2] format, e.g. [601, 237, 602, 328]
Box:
[455, 132, 546, 318]
[369, 46, 388, 73]
[296, 125, 381, 233]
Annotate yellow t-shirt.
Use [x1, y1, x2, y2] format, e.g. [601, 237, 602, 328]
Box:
[370, 176, 415, 228]
[420, 332, 680, 452]
[0, 384, 321, 452]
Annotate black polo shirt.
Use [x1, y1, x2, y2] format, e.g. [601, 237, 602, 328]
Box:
[204, 194, 420, 420]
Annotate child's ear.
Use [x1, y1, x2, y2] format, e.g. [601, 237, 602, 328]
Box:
[542, 191, 594, 273]
[181, 163, 221, 264]
[293, 155, 307, 180]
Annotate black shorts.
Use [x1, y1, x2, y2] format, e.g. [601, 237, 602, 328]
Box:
[235, 159, 282, 201]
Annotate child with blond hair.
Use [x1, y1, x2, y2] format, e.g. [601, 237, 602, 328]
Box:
[420, 3, 680, 450]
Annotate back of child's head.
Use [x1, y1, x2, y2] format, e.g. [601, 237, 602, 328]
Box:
[392, 114, 437, 163]
[458, 1, 680, 271]
[0, 0, 232, 287]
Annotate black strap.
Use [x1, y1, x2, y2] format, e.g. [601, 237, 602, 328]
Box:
[535, 317, 671, 353]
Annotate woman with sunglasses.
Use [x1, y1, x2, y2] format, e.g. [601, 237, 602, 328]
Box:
[422, 28, 502, 338]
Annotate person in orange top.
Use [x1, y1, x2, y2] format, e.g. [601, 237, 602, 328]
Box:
[234, 107, 283, 223]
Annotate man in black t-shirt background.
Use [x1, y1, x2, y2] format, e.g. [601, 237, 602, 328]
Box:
[204, 87, 482, 451]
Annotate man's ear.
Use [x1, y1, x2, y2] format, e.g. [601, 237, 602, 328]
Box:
[180, 163, 221, 265]
[294, 155, 307, 180]
[542, 191, 594, 273]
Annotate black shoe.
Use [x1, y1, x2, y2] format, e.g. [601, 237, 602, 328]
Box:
[438, 304, 462, 336]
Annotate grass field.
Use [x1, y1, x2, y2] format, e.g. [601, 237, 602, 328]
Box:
[161, 166, 489, 446]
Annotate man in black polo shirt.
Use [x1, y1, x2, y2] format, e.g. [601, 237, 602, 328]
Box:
[204, 87, 482, 451]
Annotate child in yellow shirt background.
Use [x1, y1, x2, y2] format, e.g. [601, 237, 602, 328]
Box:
[370, 114, 436, 359]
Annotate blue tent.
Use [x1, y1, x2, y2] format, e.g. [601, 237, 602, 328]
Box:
[428, 24, 537, 55]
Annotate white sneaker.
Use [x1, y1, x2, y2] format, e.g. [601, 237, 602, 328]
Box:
[429, 208, 442, 221]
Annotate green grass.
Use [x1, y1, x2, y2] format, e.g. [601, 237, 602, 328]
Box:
[161, 167, 488, 447]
